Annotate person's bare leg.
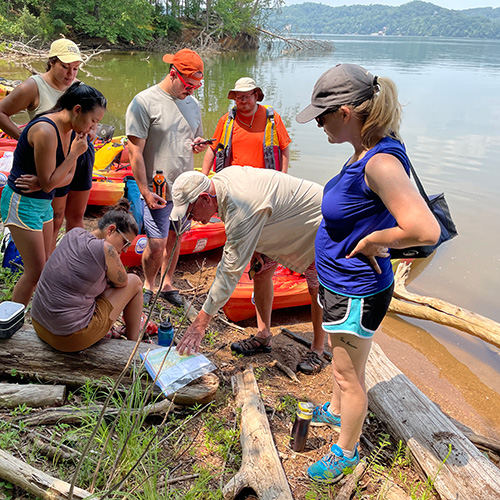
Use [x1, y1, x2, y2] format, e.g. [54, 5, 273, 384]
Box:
[159, 230, 182, 292]
[103, 274, 143, 341]
[309, 286, 326, 355]
[51, 196, 67, 252]
[142, 237, 167, 292]
[252, 262, 279, 339]
[330, 334, 373, 452]
[65, 189, 90, 231]
[9, 223, 49, 306]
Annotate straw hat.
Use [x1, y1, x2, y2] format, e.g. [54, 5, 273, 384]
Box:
[228, 77, 264, 101]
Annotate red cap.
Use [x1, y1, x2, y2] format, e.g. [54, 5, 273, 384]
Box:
[163, 49, 204, 81]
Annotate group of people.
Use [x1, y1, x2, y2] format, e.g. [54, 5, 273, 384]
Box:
[0, 41, 441, 483]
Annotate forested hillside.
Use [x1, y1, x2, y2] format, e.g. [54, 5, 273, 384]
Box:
[269, 1, 500, 39]
[0, 0, 283, 47]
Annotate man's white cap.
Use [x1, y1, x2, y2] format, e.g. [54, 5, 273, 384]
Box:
[170, 171, 211, 221]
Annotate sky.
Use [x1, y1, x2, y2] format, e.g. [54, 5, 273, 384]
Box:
[283, 1, 500, 9]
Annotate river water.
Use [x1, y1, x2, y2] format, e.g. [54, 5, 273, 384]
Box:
[2, 35, 500, 437]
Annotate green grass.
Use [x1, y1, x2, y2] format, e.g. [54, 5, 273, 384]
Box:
[0, 266, 21, 301]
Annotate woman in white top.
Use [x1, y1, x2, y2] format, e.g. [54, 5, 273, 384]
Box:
[0, 39, 83, 139]
[0, 39, 95, 250]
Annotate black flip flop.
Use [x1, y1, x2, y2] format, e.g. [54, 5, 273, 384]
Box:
[159, 289, 184, 307]
[143, 289, 153, 306]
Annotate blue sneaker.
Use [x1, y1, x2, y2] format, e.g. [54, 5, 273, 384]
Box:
[308, 444, 360, 483]
[311, 402, 341, 428]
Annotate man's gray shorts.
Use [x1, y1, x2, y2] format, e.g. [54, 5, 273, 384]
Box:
[143, 200, 173, 239]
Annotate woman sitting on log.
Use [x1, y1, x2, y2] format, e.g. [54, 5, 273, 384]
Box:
[31, 199, 143, 352]
[296, 64, 440, 483]
[0, 81, 106, 305]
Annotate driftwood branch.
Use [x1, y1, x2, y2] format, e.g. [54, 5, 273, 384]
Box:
[0, 449, 95, 500]
[366, 342, 500, 499]
[0, 328, 218, 406]
[20, 398, 176, 427]
[389, 262, 500, 348]
[280, 327, 332, 361]
[334, 461, 366, 500]
[0, 383, 66, 408]
[223, 366, 293, 500]
[256, 27, 334, 53]
[268, 359, 300, 383]
[0, 38, 109, 74]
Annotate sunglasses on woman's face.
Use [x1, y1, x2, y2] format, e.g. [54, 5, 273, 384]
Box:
[315, 107, 340, 127]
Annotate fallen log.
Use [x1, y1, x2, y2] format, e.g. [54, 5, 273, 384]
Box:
[0, 328, 218, 406]
[390, 262, 500, 348]
[20, 398, 176, 427]
[0, 448, 95, 500]
[223, 366, 293, 500]
[366, 341, 500, 500]
[0, 382, 66, 408]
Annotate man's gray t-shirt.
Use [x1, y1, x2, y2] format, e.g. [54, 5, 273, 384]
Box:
[125, 85, 203, 200]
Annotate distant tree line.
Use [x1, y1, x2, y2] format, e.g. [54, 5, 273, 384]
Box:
[0, 0, 283, 46]
[269, 1, 500, 39]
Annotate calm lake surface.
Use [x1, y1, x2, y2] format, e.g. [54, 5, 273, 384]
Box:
[2, 35, 500, 435]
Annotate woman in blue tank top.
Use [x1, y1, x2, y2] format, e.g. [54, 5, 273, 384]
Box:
[296, 64, 440, 483]
[0, 82, 106, 306]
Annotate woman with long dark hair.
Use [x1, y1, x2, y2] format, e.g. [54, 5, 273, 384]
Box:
[0, 82, 106, 305]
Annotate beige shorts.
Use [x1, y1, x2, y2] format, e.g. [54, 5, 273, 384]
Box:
[33, 296, 114, 352]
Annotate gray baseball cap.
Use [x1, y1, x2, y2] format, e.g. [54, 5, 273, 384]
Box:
[296, 63, 377, 123]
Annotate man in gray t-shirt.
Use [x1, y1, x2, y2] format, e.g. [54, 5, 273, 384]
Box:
[126, 49, 209, 307]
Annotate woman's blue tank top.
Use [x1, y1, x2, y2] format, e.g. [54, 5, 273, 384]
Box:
[8, 116, 66, 200]
[315, 136, 411, 297]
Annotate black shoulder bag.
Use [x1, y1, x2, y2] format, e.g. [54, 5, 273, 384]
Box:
[390, 161, 458, 259]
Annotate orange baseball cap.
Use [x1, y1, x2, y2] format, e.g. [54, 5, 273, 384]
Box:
[163, 49, 204, 81]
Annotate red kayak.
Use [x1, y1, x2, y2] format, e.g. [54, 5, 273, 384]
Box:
[223, 264, 311, 323]
[120, 215, 226, 267]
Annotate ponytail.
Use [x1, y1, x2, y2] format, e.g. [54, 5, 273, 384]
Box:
[98, 198, 138, 236]
[352, 76, 403, 149]
[48, 82, 107, 114]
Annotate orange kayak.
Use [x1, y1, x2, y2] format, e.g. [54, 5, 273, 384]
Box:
[223, 264, 311, 323]
[223, 257, 415, 323]
[88, 179, 125, 206]
[120, 215, 226, 267]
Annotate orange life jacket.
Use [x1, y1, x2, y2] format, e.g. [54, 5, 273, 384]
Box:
[214, 105, 281, 172]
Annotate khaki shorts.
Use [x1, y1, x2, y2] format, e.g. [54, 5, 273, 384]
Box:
[33, 296, 114, 352]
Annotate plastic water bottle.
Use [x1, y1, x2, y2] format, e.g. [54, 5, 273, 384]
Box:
[0, 152, 13, 173]
[290, 402, 314, 452]
[158, 319, 174, 347]
[153, 170, 167, 200]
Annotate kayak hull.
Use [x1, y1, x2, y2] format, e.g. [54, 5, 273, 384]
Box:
[120, 215, 226, 267]
[88, 180, 125, 206]
[223, 265, 311, 323]
[223, 257, 415, 323]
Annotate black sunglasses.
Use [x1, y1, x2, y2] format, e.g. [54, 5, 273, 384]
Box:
[315, 107, 340, 127]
